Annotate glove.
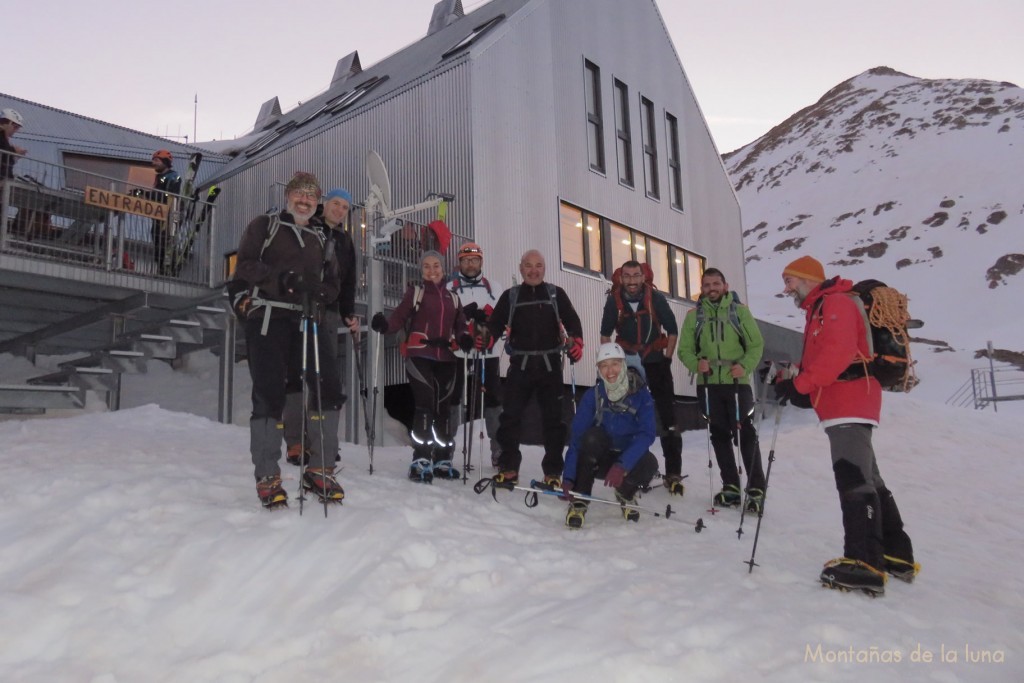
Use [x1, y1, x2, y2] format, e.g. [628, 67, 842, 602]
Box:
[279, 270, 313, 294]
[604, 463, 626, 489]
[567, 337, 584, 363]
[457, 334, 474, 353]
[774, 379, 812, 409]
[474, 328, 494, 351]
[558, 480, 575, 502]
[230, 289, 253, 322]
[370, 312, 389, 333]
[463, 302, 479, 319]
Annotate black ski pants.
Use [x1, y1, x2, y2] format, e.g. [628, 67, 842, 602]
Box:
[570, 427, 659, 498]
[698, 383, 766, 491]
[406, 357, 457, 462]
[496, 354, 566, 477]
[643, 359, 682, 477]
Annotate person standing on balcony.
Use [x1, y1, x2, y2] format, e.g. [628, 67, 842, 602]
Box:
[0, 108, 28, 180]
[148, 149, 181, 275]
[228, 172, 343, 508]
[282, 187, 360, 467]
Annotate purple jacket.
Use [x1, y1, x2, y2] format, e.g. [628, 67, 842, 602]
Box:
[384, 281, 466, 362]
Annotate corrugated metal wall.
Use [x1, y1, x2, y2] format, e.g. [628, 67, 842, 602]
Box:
[468, 0, 744, 394]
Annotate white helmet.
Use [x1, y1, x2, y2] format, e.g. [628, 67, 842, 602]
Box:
[0, 108, 24, 126]
[595, 342, 626, 364]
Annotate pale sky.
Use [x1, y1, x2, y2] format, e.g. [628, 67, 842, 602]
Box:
[6, 0, 1023, 154]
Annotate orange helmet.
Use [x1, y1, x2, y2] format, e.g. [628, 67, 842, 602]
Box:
[152, 149, 173, 164]
[457, 242, 483, 261]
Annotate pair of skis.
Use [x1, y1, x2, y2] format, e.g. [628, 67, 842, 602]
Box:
[162, 152, 221, 276]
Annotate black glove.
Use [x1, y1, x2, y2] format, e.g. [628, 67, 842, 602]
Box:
[463, 302, 479, 319]
[774, 379, 813, 409]
[230, 289, 253, 322]
[370, 312, 388, 333]
[279, 270, 312, 294]
[458, 334, 474, 353]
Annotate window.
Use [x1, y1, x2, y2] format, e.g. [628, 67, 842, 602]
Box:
[640, 96, 659, 199]
[646, 237, 670, 292]
[584, 60, 605, 173]
[559, 202, 602, 274]
[609, 221, 633, 268]
[613, 79, 633, 187]
[441, 14, 505, 59]
[329, 75, 388, 115]
[666, 112, 683, 210]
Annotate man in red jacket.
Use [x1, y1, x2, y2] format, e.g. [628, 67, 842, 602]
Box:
[775, 256, 917, 596]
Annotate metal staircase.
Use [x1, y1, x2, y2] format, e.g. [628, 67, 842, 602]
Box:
[1, 294, 230, 414]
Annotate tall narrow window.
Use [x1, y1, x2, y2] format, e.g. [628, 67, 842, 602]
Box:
[640, 96, 659, 199]
[666, 112, 683, 210]
[613, 79, 633, 187]
[559, 201, 603, 275]
[609, 222, 633, 269]
[647, 238, 670, 292]
[584, 60, 605, 173]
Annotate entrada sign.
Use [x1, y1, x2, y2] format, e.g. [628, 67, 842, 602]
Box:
[84, 186, 170, 221]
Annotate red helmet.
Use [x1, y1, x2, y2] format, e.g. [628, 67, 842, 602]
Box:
[457, 242, 483, 261]
[152, 149, 173, 164]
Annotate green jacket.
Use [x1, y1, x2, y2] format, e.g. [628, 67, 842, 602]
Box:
[677, 292, 764, 385]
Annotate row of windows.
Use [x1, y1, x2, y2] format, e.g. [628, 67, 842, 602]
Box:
[558, 201, 704, 301]
[584, 59, 684, 210]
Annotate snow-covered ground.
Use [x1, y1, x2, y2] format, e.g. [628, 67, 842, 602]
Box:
[1, 349, 1021, 682]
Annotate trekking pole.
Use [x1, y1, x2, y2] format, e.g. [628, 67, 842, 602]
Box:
[367, 328, 383, 474]
[569, 356, 578, 414]
[738, 362, 776, 538]
[310, 310, 329, 518]
[463, 353, 479, 483]
[702, 368, 719, 514]
[460, 354, 471, 482]
[473, 477, 706, 532]
[745, 398, 784, 573]
[297, 304, 311, 516]
[733, 377, 743, 476]
[351, 330, 376, 465]
[476, 354, 487, 469]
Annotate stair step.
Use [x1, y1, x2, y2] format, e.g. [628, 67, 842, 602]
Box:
[0, 383, 86, 411]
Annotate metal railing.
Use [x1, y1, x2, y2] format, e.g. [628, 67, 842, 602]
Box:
[1, 156, 218, 286]
[946, 366, 1024, 410]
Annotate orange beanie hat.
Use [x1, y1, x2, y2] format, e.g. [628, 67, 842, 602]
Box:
[782, 256, 825, 283]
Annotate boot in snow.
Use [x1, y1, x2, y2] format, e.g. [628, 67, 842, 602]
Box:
[286, 443, 310, 467]
[565, 501, 588, 529]
[431, 459, 461, 480]
[257, 475, 288, 509]
[664, 474, 686, 497]
[883, 555, 921, 583]
[819, 558, 887, 596]
[409, 458, 434, 484]
[615, 490, 641, 523]
[744, 488, 765, 514]
[302, 468, 344, 503]
[713, 484, 741, 508]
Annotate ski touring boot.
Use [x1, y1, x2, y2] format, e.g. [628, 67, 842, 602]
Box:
[744, 488, 765, 514]
[713, 484, 742, 508]
[615, 490, 641, 523]
[543, 474, 562, 488]
[256, 475, 288, 509]
[431, 459, 461, 481]
[286, 443, 310, 467]
[492, 470, 519, 487]
[883, 555, 921, 584]
[565, 500, 589, 529]
[819, 558, 887, 597]
[664, 474, 686, 497]
[408, 458, 434, 484]
[302, 468, 345, 503]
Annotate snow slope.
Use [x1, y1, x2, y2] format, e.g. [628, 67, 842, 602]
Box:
[1, 378, 1022, 681]
[728, 67, 1024, 404]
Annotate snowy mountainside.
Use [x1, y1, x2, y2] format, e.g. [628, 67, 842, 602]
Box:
[728, 67, 1024, 402]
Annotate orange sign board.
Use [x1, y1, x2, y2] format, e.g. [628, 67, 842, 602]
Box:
[84, 186, 170, 221]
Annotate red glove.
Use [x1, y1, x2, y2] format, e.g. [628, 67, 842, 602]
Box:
[604, 463, 626, 489]
[559, 480, 575, 502]
[474, 328, 494, 351]
[567, 337, 584, 363]
[483, 304, 494, 317]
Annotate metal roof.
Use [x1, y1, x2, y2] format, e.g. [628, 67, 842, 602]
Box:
[208, 0, 535, 182]
[0, 93, 230, 188]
